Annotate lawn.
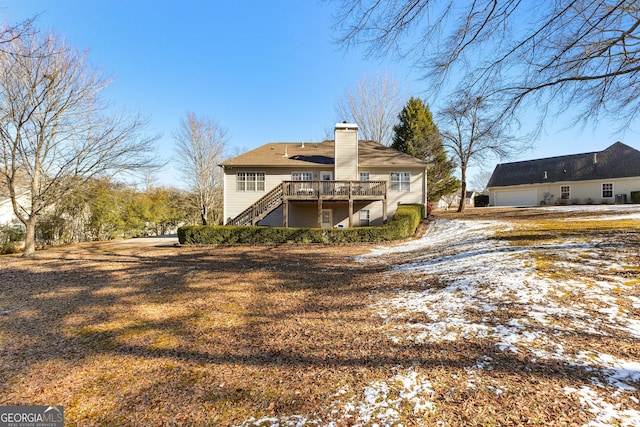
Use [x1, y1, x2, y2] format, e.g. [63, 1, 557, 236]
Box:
[1, 205, 639, 426]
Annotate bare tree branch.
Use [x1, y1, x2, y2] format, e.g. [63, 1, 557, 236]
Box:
[335, 72, 405, 145]
[0, 27, 161, 256]
[333, 0, 640, 129]
[174, 112, 227, 225]
[439, 91, 526, 212]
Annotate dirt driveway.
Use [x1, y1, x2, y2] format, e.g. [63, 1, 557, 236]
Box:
[99, 234, 179, 248]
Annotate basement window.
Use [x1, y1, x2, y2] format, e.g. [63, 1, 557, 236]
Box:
[359, 210, 370, 226]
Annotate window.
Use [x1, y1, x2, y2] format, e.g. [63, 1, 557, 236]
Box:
[390, 172, 410, 192]
[560, 186, 570, 200]
[359, 210, 370, 226]
[602, 183, 613, 198]
[237, 172, 265, 192]
[360, 172, 370, 181]
[291, 172, 313, 181]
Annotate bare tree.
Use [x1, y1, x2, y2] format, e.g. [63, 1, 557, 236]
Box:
[335, 72, 404, 145]
[439, 93, 522, 212]
[334, 0, 640, 128]
[174, 112, 227, 225]
[469, 170, 494, 195]
[0, 27, 160, 256]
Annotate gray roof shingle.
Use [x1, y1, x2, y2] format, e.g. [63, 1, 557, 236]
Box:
[487, 142, 640, 187]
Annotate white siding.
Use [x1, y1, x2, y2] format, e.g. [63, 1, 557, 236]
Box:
[0, 194, 28, 224]
[334, 124, 358, 180]
[368, 167, 426, 217]
[0, 197, 17, 224]
[489, 176, 640, 206]
[223, 167, 322, 223]
[557, 177, 640, 203]
[223, 165, 427, 226]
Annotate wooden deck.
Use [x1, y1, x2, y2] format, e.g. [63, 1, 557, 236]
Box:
[282, 180, 387, 228]
[283, 180, 386, 201]
[228, 180, 387, 227]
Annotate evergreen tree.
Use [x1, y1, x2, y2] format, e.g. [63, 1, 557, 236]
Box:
[392, 97, 460, 202]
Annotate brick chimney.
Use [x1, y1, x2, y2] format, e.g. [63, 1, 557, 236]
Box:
[334, 122, 358, 180]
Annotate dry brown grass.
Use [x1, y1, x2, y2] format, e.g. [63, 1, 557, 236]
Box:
[0, 207, 638, 426]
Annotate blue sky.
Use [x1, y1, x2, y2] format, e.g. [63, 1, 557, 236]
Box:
[1, 1, 637, 189]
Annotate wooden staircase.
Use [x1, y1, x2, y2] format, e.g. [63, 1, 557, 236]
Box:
[227, 183, 284, 226]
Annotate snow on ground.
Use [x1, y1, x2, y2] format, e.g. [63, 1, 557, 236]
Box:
[359, 206, 640, 426]
[240, 206, 640, 426]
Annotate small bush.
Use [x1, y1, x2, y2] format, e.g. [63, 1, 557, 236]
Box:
[0, 223, 25, 255]
[178, 204, 424, 245]
[474, 195, 490, 207]
[631, 191, 640, 203]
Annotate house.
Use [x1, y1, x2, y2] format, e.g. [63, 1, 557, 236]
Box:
[220, 123, 428, 227]
[0, 191, 28, 225]
[436, 190, 477, 210]
[0, 197, 16, 224]
[487, 142, 640, 206]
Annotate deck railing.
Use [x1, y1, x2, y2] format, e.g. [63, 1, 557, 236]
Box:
[227, 183, 284, 226]
[283, 180, 386, 198]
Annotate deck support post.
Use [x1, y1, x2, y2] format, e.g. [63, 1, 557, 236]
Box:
[283, 199, 288, 227]
[348, 199, 353, 228]
[382, 199, 387, 223]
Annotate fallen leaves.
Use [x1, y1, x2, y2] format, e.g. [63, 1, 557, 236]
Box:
[0, 206, 638, 426]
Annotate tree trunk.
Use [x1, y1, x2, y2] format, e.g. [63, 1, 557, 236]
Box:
[22, 216, 37, 257]
[457, 167, 467, 213]
[201, 204, 208, 226]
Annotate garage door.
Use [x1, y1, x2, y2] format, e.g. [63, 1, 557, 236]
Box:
[494, 189, 538, 206]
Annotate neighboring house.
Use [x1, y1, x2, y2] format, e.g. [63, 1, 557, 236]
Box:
[436, 190, 476, 210]
[0, 197, 15, 224]
[0, 193, 27, 225]
[487, 142, 640, 206]
[220, 123, 428, 227]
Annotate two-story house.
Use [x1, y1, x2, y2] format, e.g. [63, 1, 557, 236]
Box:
[221, 123, 428, 227]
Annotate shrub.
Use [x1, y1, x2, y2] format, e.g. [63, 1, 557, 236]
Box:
[178, 204, 424, 245]
[0, 223, 25, 255]
[631, 191, 640, 203]
[474, 195, 490, 207]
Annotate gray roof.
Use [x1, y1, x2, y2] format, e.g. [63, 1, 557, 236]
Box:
[487, 142, 640, 187]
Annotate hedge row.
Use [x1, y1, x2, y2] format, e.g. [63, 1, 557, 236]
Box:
[178, 204, 424, 245]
